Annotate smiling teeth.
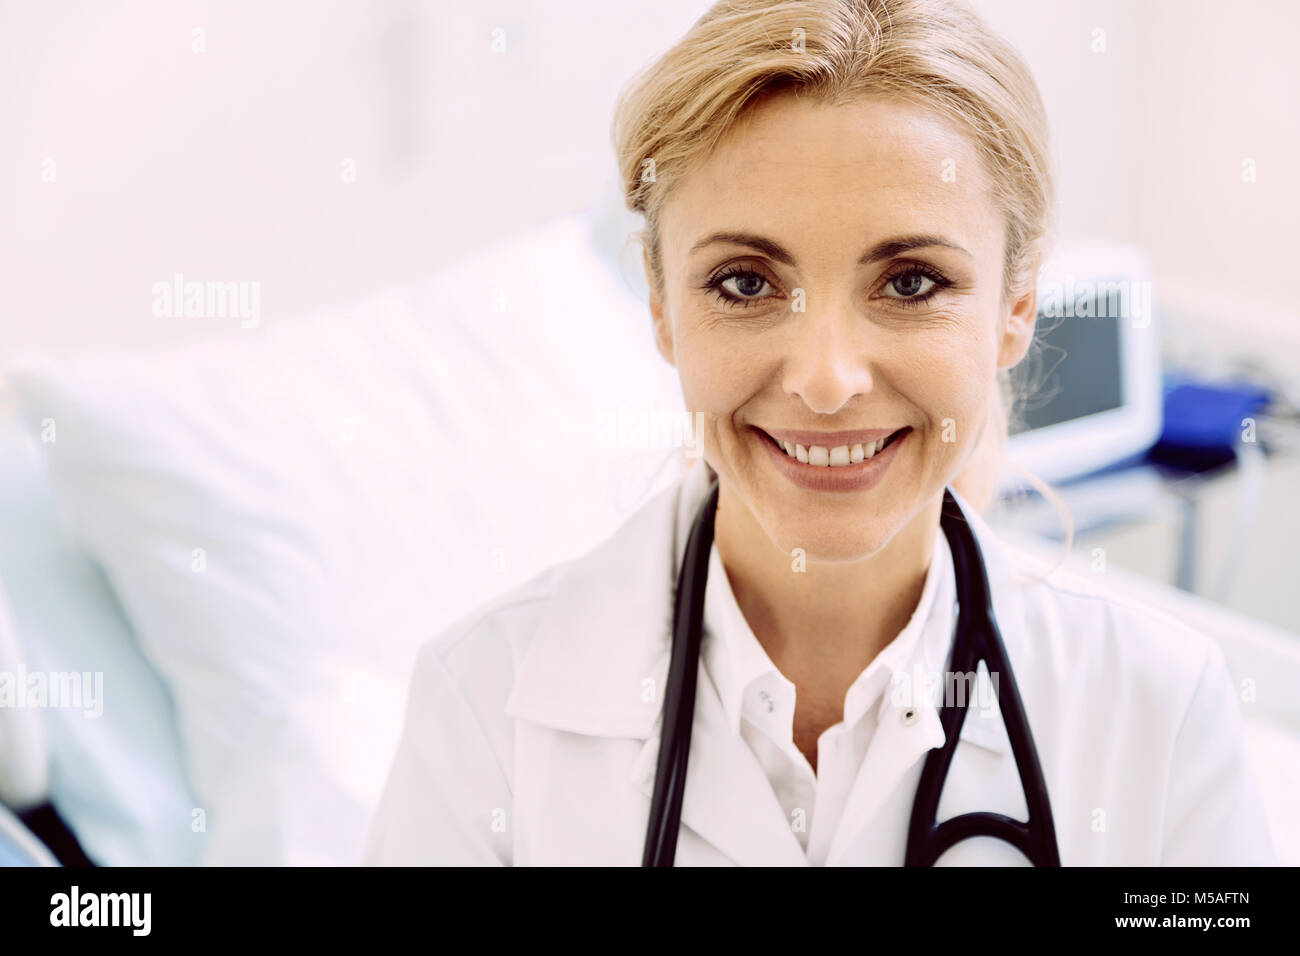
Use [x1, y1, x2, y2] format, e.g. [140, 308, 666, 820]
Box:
[778, 437, 887, 466]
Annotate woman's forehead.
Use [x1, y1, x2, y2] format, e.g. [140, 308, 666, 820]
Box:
[662, 94, 998, 262]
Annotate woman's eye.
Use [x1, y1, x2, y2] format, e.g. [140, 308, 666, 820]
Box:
[720, 271, 771, 299]
[881, 271, 936, 299]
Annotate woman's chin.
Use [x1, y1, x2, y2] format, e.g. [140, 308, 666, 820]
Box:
[765, 518, 900, 564]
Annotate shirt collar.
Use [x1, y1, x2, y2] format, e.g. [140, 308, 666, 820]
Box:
[702, 495, 955, 740]
[507, 457, 1016, 758]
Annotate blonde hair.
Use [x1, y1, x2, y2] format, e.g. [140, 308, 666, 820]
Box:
[612, 0, 1064, 529]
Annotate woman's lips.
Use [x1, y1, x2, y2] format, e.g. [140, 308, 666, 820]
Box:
[753, 425, 910, 492]
[762, 426, 902, 448]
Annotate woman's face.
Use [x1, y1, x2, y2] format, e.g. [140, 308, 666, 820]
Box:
[648, 93, 1037, 561]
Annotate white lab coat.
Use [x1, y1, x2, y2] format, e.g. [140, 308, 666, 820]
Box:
[364, 460, 1277, 866]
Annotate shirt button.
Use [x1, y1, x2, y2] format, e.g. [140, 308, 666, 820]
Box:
[900, 707, 918, 726]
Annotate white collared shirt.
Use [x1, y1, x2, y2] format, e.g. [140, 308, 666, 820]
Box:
[701, 524, 955, 865]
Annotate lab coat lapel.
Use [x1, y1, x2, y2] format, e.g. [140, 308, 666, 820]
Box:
[827, 488, 1028, 865]
[507, 459, 807, 864]
[503, 464, 682, 739]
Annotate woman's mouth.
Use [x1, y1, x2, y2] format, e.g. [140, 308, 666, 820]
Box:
[751, 425, 911, 492]
[757, 426, 910, 466]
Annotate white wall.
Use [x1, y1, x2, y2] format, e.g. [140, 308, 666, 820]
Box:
[974, 0, 1300, 366]
[1133, 0, 1300, 365]
[2, 0, 714, 354]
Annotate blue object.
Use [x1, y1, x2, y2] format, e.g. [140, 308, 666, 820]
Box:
[1150, 378, 1272, 471]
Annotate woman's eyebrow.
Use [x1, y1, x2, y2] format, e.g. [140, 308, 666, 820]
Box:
[859, 235, 973, 264]
[690, 232, 797, 264]
[689, 231, 972, 265]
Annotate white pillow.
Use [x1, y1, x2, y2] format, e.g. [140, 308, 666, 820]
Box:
[7, 214, 686, 864]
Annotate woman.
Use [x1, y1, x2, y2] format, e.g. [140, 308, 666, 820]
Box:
[365, 0, 1276, 866]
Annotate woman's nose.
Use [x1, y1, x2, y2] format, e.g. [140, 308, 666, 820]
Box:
[780, 305, 874, 414]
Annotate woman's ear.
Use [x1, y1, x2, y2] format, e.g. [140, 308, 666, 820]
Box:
[997, 261, 1040, 371]
[645, 249, 676, 367]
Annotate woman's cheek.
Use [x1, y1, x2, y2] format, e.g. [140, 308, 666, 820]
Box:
[673, 343, 720, 419]
[675, 318, 762, 408]
[670, 345, 733, 461]
[895, 349, 988, 469]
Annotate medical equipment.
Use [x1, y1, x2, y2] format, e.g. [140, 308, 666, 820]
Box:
[1004, 238, 1162, 491]
[642, 476, 1061, 866]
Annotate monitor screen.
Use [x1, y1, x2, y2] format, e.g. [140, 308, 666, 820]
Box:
[1009, 279, 1126, 435]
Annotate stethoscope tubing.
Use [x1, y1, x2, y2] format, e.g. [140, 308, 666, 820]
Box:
[642, 478, 719, 866]
[904, 489, 1060, 866]
[643, 476, 1060, 867]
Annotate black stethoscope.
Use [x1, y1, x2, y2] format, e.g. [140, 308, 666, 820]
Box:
[642, 473, 1061, 866]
